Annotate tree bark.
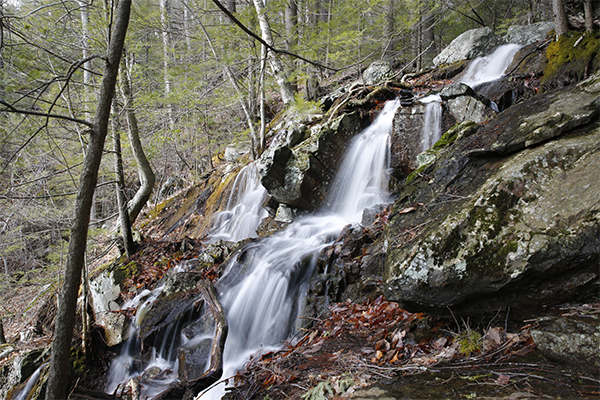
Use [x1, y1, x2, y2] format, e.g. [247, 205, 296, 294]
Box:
[44, 0, 131, 398]
[111, 102, 135, 257]
[252, 0, 295, 105]
[285, 0, 298, 50]
[584, 0, 594, 33]
[120, 55, 156, 225]
[0, 319, 6, 344]
[553, 0, 569, 36]
[160, 0, 174, 131]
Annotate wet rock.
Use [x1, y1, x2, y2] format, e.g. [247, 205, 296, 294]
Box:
[531, 315, 599, 371]
[506, 42, 547, 77]
[384, 72, 600, 317]
[363, 61, 393, 85]
[275, 203, 295, 223]
[504, 22, 554, 46]
[258, 111, 369, 210]
[433, 27, 506, 67]
[138, 272, 205, 345]
[361, 204, 389, 227]
[390, 103, 428, 177]
[178, 338, 212, 382]
[445, 94, 495, 124]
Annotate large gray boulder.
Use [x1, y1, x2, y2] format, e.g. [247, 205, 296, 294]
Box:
[383, 72, 600, 316]
[363, 61, 393, 85]
[433, 27, 506, 67]
[504, 21, 554, 46]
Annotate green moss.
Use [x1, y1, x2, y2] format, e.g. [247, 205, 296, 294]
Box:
[113, 260, 138, 285]
[543, 31, 600, 84]
[457, 329, 482, 357]
[71, 347, 87, 377]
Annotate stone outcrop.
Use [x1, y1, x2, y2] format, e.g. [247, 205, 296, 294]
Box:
[383, 72, 600, 317]
[258, 111, 370, 210]
[504, 22, 554, 46]
[433, 27, 505, 67]
[363, 61, 393, 85]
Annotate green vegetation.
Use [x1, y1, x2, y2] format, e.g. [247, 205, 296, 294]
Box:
[543, 31, 600, 84]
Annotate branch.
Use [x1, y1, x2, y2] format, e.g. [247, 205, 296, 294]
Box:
[0, 99, 93, 127]
[210, 0, 337, 71]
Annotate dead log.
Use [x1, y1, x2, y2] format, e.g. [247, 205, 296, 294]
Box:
[151, 280, 228, 400]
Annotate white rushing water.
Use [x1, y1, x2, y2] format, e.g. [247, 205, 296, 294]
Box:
[106, 99, 400, 399]
[419, 94, 443, 152]
[461, 43, 522, 88]
[209, 163, 268, 242]
[201, 98, 401, 399]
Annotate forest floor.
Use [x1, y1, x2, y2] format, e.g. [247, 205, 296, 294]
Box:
[1, 223, 598, 400]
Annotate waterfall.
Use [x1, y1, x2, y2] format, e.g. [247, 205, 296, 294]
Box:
[420, 95, 442, 152]
[209, 163, 268, 242]
[106, 99, 401, 399]
[461, 43, 521, 88]
[201, 99, 400, 399]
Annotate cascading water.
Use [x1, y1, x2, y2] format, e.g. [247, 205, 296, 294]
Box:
[106, 99, 400, 399]
[209, 163, 268, 242]
[201, 99, 400, 399]
[419, 95, 443, 152]
[461, 43, 522, 88]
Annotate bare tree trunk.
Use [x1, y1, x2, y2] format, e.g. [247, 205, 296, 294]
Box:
[0, 319, 6, 344]
[584, 0, 594, 33]
[120, 55, 156, 225]
[259, 44, 267, 151]
[285, 0, 298, 50]
[111, 102, 135, 257]
[553, 0, 568, 36]
[160, 0, 174, 131]
[45, 0, 131, 398]
[252, 0, 295, 105]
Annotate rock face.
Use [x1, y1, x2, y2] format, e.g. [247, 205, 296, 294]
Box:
[433, 27, 505, 67]
[383, 72, 600, 316]
[363, 61, 393, 85]
[258, 111, 370, 210]
[504, 22, 554, 46]
[88, 261, 138, 346]
[531, 315, 599, 370]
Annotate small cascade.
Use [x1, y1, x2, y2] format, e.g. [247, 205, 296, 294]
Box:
[209, 163, 268, 242]
[461, 43, 522, 88]
[12, 362, 48, 400]
[419, 95, 443, 151]
[202, 99, 401, 399]
[106, 99, 401, 399]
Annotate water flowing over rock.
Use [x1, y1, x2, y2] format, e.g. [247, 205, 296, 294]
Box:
[433, 27, 506, 67]
[383, 72, 600, 317]
[209, 163, 268, 242]
[460, 44, 522, 88]
[258, 111, 370, 210]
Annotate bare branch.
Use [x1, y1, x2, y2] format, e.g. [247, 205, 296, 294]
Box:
[0, 99, 93, 127]
[210, 0, 338, 72]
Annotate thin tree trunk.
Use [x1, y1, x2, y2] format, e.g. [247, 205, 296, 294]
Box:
[45, 0, 131, 398]
[285, 0, 298, 50]
[0, 319, 6, 344]
[160, 0, 174, 131]
[112, 102, 135, 257]
[252, 0, 295, 105]
[120, 55, 156, 225]
[584, 0, 594, 33]
[259, 44, 267, 151]
[553, 0, 568, 36]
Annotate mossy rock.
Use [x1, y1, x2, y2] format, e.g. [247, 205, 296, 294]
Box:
[543, 31, 600, 86]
